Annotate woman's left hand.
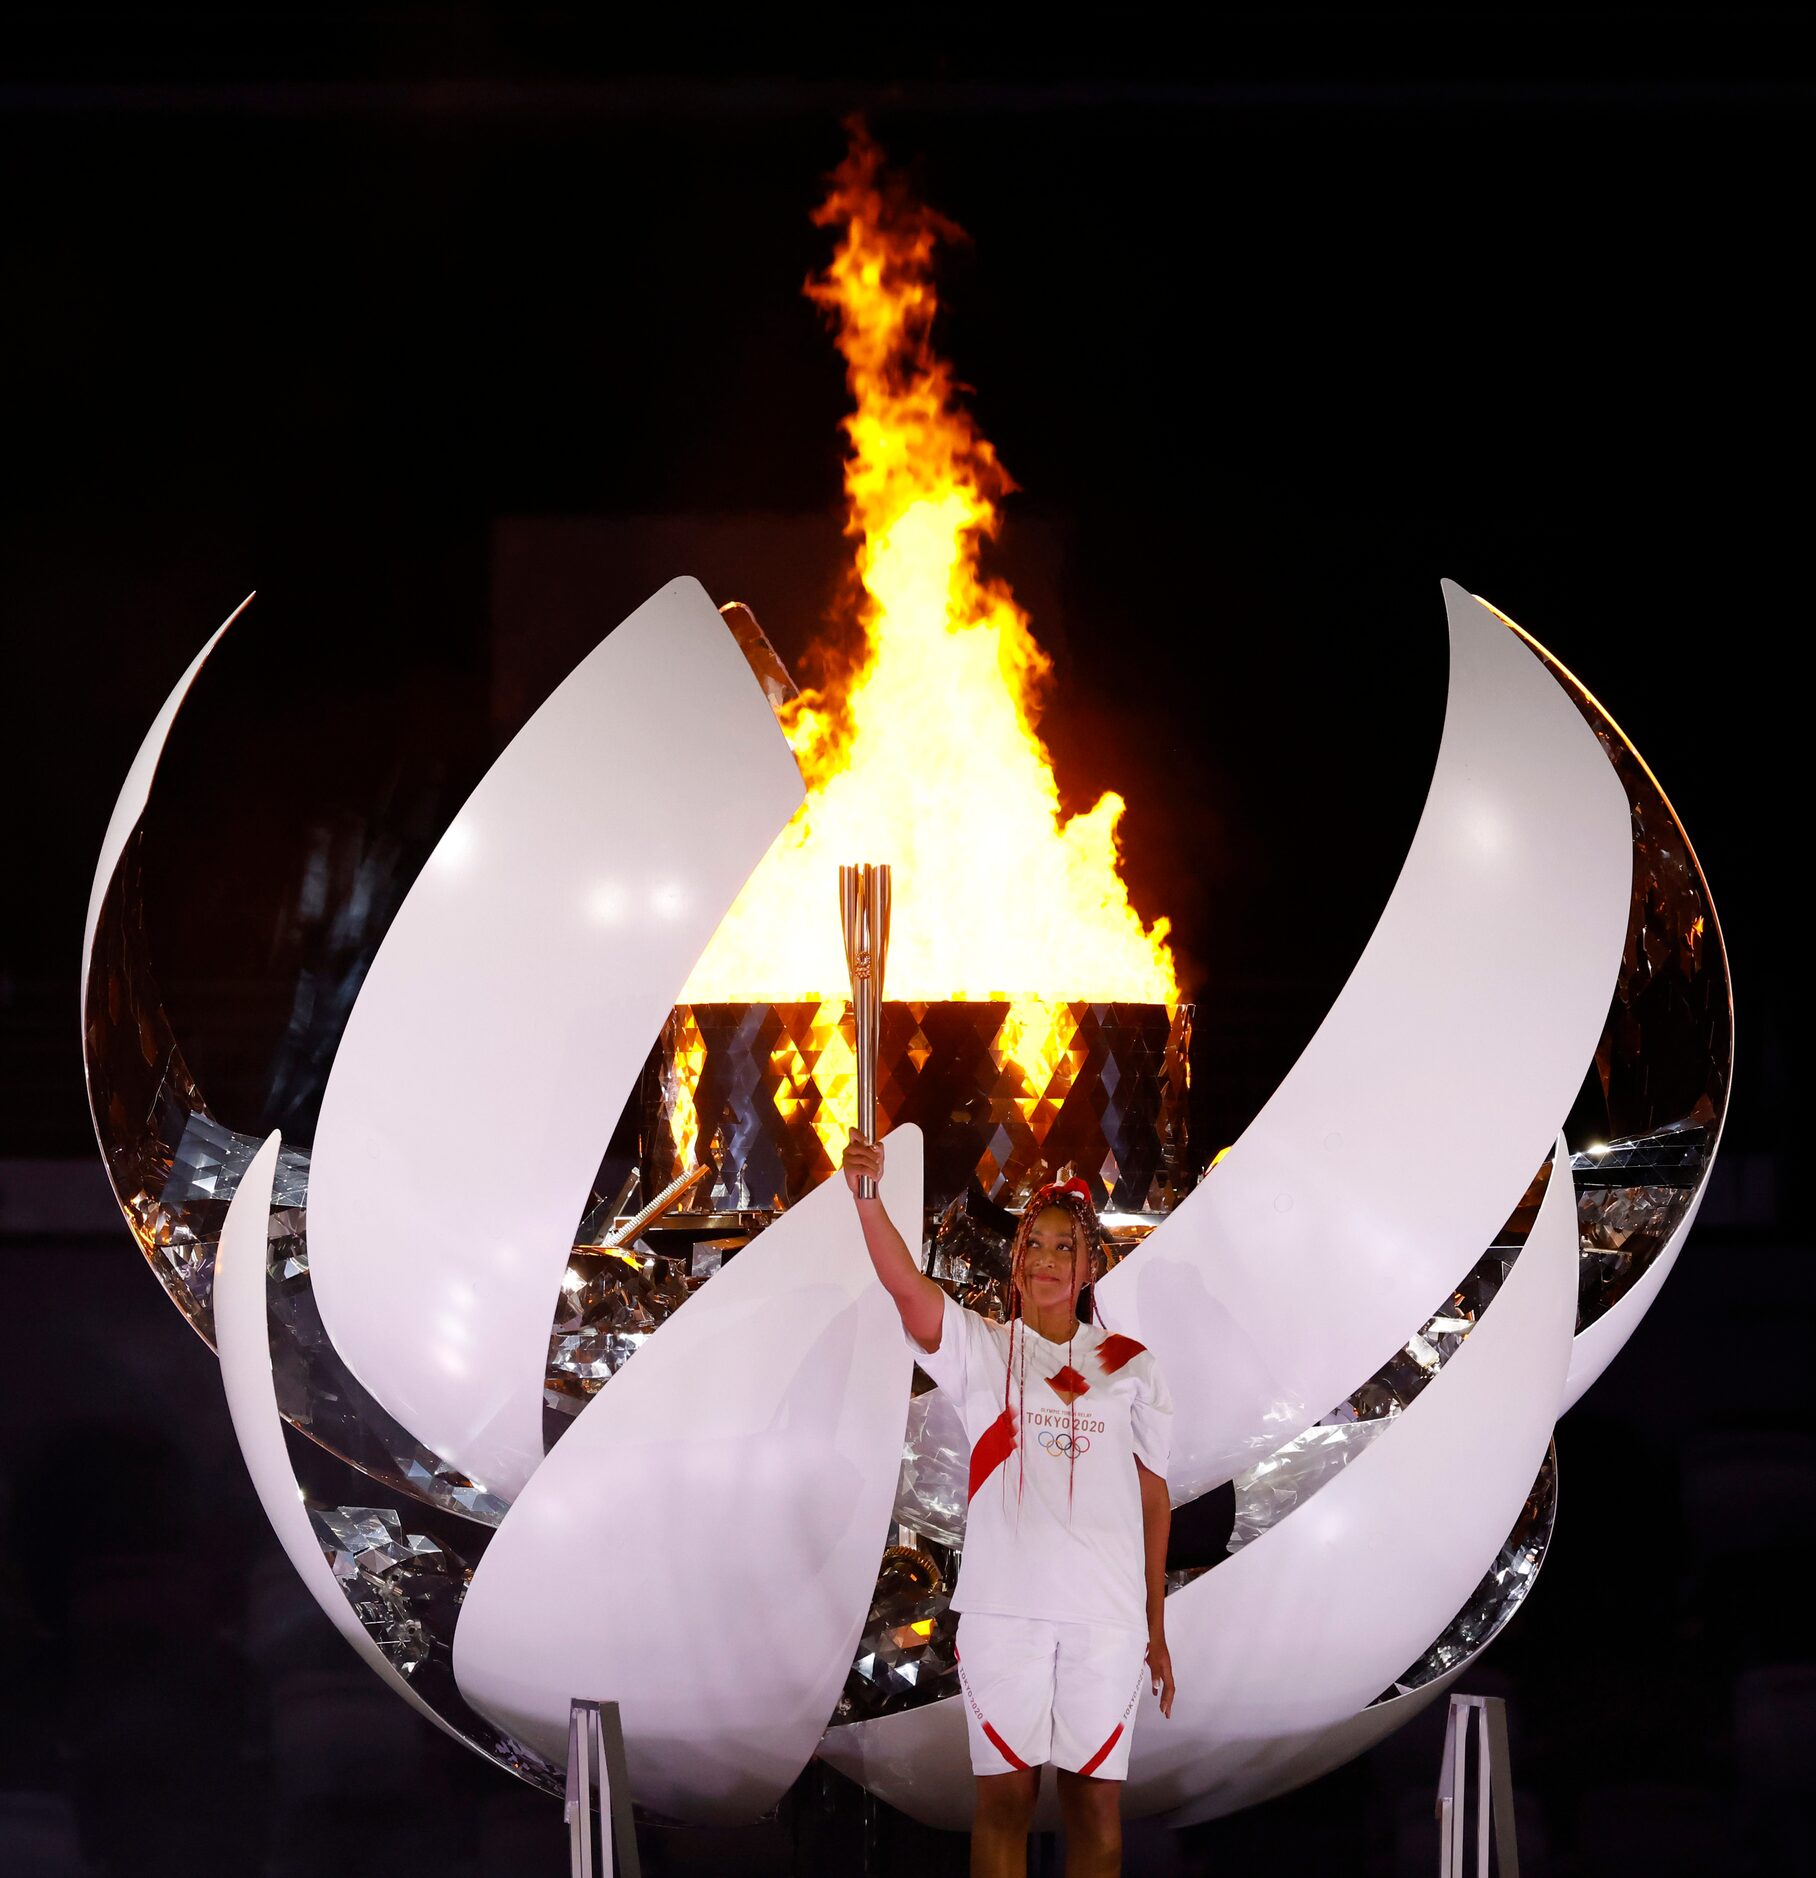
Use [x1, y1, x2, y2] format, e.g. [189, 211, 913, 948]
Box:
[1147, 1632, 1176, 1719]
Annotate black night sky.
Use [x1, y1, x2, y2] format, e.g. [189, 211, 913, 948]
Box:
[1, 11, 1810, 1876]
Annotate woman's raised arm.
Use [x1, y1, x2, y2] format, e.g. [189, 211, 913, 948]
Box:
[842, 1129, 945, 1350]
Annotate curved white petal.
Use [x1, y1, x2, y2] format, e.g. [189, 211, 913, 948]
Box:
[1126, 1134, 1577, 1818]
[307, 578, 805, 1502]
[816, 1693, 972, 1831]
[1158, 1668, 1462, 1829]
[1494, 601, 1732, 1409]
[1096, 581, 1630, 1498]
[214, 1132, 477, 1758]
[823, 1135, 1577, 1829]
[815, 1666, 1459, 1836]
[453, 1128, 924, 1822]
[81, 595, 252, 1018]
[818, 1660, 1464, 1834]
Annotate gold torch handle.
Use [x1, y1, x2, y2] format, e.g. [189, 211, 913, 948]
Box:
[839, 861, 891, 1199]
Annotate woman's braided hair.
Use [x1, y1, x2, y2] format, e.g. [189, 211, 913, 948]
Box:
[1006, 1177, 1110, 1303]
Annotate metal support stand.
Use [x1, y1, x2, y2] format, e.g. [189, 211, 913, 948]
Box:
[1436, 1693, 1518, 1877]
[566, 1699, 641, 1878]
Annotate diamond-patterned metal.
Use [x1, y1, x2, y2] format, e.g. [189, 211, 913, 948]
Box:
[643, 1000, 1193, 1215]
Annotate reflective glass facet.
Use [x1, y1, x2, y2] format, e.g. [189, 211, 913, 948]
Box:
[1509, 629, 1733, 1331]
[1572, 1119, 1712, 1329]
[86, 848, 509, 1524]
[645, 1000, 1193, 1218]
[1372, 1442, 1559, 1702]
[834, 1545, 959, 1725]
[308, 1503, 562, 1793]
[544, 1243, 705, 1428]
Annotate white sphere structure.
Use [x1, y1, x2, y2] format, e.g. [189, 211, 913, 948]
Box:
[82, 576, 1731, 1826]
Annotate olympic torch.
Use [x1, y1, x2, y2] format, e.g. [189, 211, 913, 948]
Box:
[839, 862, 892, 1198]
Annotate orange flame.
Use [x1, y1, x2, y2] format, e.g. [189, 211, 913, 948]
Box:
[681, 126, 1175, 1009]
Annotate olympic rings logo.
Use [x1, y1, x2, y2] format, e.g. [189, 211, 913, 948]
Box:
[1038, 1429, 1090, 1458]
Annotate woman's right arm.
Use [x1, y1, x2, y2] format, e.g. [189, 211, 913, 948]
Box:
[842, 1129, 945, 1350]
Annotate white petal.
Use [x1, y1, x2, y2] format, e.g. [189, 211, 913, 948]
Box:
[1096, 581, 1631, 1498]
[213, 1132, 479, 1757]
[454, 1129, 923, 1821]
[81, 595, 251, 1019]
[306, 578, 804, 1501]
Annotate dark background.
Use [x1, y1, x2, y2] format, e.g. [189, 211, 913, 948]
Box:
[1, 8, 1809, 1874]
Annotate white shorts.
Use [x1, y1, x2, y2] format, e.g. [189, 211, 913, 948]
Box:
[953, 1612, 1149, 1780]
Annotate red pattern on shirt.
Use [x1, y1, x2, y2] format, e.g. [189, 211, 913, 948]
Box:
[968, 1406, 1018, 1501]
[1045, 1365, 1091, 1404]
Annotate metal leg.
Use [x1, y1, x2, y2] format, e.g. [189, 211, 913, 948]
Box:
[1476, 1702, 1492, 1878]
[1438, 1699, 1459, 1878]
[563, 1712, 578, 1870]
[568, 1699, 596, 1878]
[1485, 1698, 1520, 1878]
[1439, 1693, 1521, 1877]
[596, 1700, 642, 1878]
[1449, 1702, 1470, 1876]
[568, 1698, 641, 1878]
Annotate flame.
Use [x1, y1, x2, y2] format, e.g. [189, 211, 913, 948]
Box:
[681, 126, 1175, 1009]
[665, 134, 1180, 1198]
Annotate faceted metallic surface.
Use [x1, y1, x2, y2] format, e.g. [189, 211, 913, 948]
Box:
[1216, 1158, 1549, 1550]
[544, 1243, 702, 1431]
[643, 999, 1192, 1216]
[268, 1213, 511, 1524]
[144, 1109, 311, 1330]
[86, 840, 251, 1343]
[925, 1183, 1018, 1289]
[312, 1505, 461, 1675]
[892, 1385, 971, 1547]
[84, 847, 510, 1524]
[835, 1545, 959, 1726]
[1572, 1119, 1712, 1329]
[1503, 621, 1733, 1332]
[307, 1503, 562, 1795]
[1225, 1420, 1394, 1555]
[1374, 1442, 1559, 1701]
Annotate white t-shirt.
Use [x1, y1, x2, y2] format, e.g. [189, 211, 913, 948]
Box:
[910, 1292, 1173, 1634]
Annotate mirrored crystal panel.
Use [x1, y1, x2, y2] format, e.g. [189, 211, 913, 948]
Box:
[834, 1544, 959, 1725]
[1200, 1156, 1551, 1570]
[1505, 623, 1733, 1330]
[1572, 1119, 1712, 1329]
[1372, 1441, 1559, 1701]
[308, 1502, 561, 1793]
[544, 1241, 706, 1428]
[892, 1387, 971, 1549]
[643, 1000, 1192, 1217]
[86, 849, 510, 1523]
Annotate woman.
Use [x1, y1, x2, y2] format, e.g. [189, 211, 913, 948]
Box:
[843, 1129, 1175, 1878]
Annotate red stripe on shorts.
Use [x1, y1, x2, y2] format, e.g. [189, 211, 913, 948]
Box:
[968, 1407, 1017, 1500]
[1077, 1723, 1124, 1778]
[982, 1721, 1030, 1771]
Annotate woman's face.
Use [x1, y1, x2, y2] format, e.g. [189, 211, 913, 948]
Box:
[1015, 1206, 1087, 1313]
